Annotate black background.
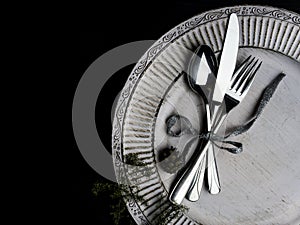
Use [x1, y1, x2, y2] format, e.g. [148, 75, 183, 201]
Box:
[76, 1, 300, 224]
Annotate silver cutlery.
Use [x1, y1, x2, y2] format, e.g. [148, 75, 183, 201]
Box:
[169, 13, 240, 204]
[206, 13, 240, 195]
[168, 47, 214, 204]
[187, 55, 262, 200]
[213, 56, 262, 129]
[185, 45, 218, 201]
[169, 55, 262, 205]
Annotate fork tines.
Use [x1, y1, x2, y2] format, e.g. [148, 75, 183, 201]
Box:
[230, 56, 262, 96]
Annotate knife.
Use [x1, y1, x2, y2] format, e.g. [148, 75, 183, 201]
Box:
[187, 13, 240, 197]
[168, 13, 239, 204]
[207, 13, 239, 195]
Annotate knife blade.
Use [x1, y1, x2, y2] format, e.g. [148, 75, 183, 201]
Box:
[212, 13, 239, 108]
[207, 13, 239, 194]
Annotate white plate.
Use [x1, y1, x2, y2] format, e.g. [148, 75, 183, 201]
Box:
[112, 5, 300, 225]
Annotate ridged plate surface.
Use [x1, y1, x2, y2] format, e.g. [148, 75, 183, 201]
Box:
[112, 5, 300, 225]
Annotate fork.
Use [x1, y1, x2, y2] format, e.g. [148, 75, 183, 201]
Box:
[186, 55, 262, 200]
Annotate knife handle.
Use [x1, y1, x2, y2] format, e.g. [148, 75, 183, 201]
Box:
[207, 144, 221, 194]
[207, 110, 227, 194]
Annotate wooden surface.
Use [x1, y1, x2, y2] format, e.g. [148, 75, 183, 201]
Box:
[155, 48, 300, 225]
